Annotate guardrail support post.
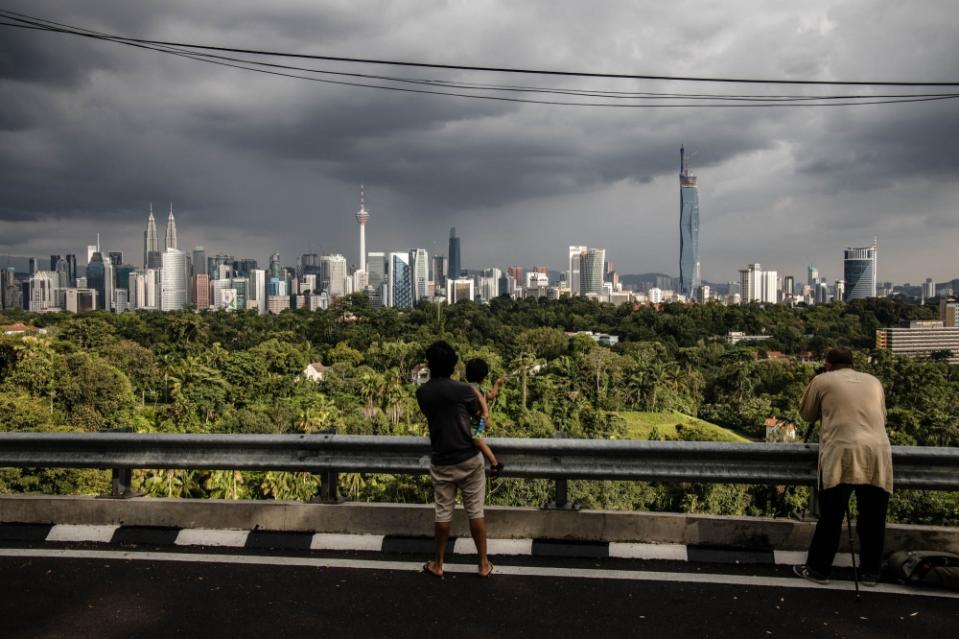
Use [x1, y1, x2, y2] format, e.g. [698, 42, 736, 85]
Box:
[104, 467, 139, 499]
[545, 431, 578, 510]
[551, 477, 568, 509]
[317, 470, 340, 503]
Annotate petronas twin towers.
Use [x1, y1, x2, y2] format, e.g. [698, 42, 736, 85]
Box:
[143, 203, 178, 268]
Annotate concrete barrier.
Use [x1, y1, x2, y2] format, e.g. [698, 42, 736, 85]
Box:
[2, 494, 957, 553]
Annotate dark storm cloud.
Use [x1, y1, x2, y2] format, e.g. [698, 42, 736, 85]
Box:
[1, 0, 958, 281]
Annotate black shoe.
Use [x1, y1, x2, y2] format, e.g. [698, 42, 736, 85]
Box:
[793, 564, 830, 585]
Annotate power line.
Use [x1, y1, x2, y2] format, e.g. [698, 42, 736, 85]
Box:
[3, 10, 959, 109]
[7, 16, 950, 102]
[4, 9, 954, 87]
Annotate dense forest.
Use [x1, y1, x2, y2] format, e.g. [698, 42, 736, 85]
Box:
[1, 296, 957, 524]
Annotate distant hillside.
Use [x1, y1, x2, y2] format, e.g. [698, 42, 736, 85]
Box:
[617, 411, 752, 442]
[619, 273, 675, 291]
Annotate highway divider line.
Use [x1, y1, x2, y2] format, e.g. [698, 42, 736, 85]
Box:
[0, 523, 877, 568]
[46, 524, 119, 544]
[1, 547, 957, 600]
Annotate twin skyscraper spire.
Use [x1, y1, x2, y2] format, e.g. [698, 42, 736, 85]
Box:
[143, 203, 177, 268]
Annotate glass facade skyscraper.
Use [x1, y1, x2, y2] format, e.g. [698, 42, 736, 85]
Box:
[86, 252, 105, 310]
[843, 242, 877, 301]
[678, 146, 700, 298]
[448, 227, 461, 280]
[388, 252, 412, 309]
[580, 248, 606, 297]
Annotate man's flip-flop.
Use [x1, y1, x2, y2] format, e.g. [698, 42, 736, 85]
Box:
[479, 563, 494, 578]
[422, 562, 443, 578]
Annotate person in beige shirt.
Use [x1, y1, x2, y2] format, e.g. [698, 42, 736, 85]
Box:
[794, 347, 893, 586]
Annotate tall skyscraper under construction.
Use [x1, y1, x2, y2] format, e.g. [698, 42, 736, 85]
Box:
[678, 146, 700, 298]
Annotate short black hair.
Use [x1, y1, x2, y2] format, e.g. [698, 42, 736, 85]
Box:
[825, 347, 854, 368]
[465, 358, 489, 383]
[425, 341, 457, 378]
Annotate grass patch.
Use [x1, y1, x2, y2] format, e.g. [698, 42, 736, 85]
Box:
[617, 411, 751, 443]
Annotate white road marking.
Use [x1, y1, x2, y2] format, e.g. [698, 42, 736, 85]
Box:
[453, 538, 533, 556]
[1, 547, 956, 600]
[311, 534, 384, 551]
[175, 529, 250, 548]
[774, 549, 853, 568]
[45, 525, 118, 544]
[609, 543, 688, 561]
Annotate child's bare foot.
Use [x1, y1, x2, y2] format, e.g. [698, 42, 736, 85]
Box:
[422, 561, 443, 577]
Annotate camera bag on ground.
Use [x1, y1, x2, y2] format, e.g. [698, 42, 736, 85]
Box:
[886, 550, 959, 589]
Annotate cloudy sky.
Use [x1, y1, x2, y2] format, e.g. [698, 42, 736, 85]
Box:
[1, 0, 958, 284]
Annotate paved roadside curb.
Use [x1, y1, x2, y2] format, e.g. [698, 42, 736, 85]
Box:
[0, 523, 853, 566]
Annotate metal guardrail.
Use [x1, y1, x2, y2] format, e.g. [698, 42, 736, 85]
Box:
[1, 433, 957, 502]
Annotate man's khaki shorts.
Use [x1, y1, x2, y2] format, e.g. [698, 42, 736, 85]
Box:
[430, 452, 485, 523]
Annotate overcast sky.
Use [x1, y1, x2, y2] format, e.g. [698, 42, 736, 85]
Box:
[1, 0, 958, 284]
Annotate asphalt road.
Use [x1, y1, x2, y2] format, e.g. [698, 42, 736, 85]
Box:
[2, 549, 956, 639]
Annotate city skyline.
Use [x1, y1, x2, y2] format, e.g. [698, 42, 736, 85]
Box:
[1, 2, 958, 282]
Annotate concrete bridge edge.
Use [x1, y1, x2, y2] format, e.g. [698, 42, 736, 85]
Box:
[1, 494, 956, 553]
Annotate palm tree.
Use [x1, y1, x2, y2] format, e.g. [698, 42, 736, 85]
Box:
[511, 351, 540, 412]
[358, 371, 384, 420]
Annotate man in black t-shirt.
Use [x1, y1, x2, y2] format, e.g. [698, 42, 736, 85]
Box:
[416, 340, 494, 578]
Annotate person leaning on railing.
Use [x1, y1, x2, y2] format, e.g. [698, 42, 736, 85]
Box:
[793, 347, 893, 587]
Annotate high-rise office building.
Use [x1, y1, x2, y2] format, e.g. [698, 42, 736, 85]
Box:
[843, 241, 877, 301]
[207, 254, 234, 279]
[165, 204, 178, 250]
[356, 186, 370, 273]
[233, 258, 257, 278]
[941, 298, 959, 327]
[433, 255, 448, 289]
[269, 253, 283, 280]
[108, 251, 123, 266]
[192, 247, 207, 276]
[49, 255, 61, 272]
[86, 252, 106, 310]
[144, 268, 160, 309]
[29, 271, 59, 312]
[144, 204, 159, 267]
[28, 257, 37, 275]
[409, 248, 429, 303]
[54, 258, 70, 289]
[783, 275, 796, 297]
[249, 269, 267, 315]
[192, 274, 210, 310]
[65, 254, 77, 285]
[580, 248, 606, 297]
[738, 263, 778, 304]
[319, 254, 348, 298]
[568, 245, 587, 294]
[103, 256, 115, 312]
[160, 248, 187, 310]
[448, 228, 461, 280]
[388, 252, 412, 309]
[366, 251, 386, 306]
[678, 146, 701, 298]
[65, 288, 96, 313]
[807, 265, 820, 287]
[446, 278, 475, 304]
[507, 266, 524, 284]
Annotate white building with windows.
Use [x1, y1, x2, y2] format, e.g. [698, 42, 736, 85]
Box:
[160, 248, 187, 311]
[739, 263, 778, 304]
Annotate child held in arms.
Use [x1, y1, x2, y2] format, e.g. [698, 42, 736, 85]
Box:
[464, 358, 505, 477]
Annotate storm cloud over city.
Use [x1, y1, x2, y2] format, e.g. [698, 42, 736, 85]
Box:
[1, 0, 958, 282]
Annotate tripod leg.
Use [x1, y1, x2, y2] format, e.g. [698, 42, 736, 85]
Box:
[846, 506, 861, 602]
